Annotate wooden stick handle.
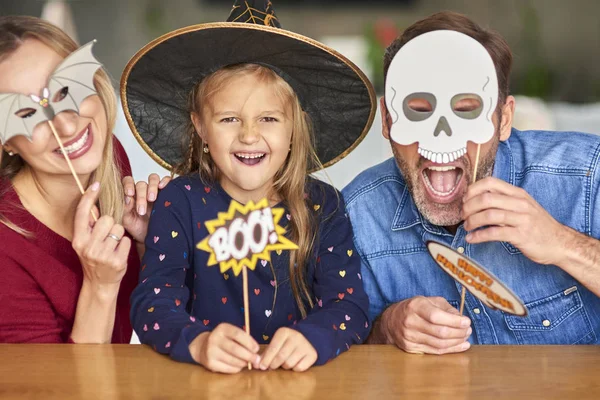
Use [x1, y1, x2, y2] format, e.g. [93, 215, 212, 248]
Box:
[459, 287, 466, 314]
[472, 144, 481, 184]
[459, 143, 482, 315]
[242, 265, 251, 370]
[47, 120, 98, 222]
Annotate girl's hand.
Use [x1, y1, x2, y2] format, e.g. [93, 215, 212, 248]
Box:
[72, 182, 131, 289]
[122, 173, 170, 243]
[259, 327, 317, 372]
[189, 323, 260, 374]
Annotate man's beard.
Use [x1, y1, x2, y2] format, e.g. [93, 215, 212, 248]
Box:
[393, 137, 499, 227]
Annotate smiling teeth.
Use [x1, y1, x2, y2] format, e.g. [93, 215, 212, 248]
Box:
[58, 128, 89, 155]
[235, 153, 265, 159]
[418, 147, 466, 163]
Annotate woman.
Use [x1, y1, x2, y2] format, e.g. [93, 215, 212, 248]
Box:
[0, 16, 165, 343]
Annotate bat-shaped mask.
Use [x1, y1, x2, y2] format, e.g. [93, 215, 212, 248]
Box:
[0, 40, 102, 144]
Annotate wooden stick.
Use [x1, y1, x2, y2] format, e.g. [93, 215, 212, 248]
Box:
[459, 143, 482, 315]
[242, 265, 251, 370]
[47, 120, 97, 222]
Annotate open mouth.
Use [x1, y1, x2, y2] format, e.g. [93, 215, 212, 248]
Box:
[234, 152, 266, 166]
[53, 124, 93, 160]
[422, 165, 464, 198]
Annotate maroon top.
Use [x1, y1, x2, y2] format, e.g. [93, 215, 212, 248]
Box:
[0, 138, 140, 343]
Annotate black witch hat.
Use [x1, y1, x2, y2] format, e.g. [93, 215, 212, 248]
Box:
[121, 0, 376, 171]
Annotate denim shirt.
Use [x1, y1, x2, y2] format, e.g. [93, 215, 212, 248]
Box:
[342, 129, 600, 345]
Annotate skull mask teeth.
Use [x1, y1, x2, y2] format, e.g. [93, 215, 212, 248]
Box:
[418, 147, 467, 163]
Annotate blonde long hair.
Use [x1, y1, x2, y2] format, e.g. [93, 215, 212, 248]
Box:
[0, 16, 124, 234]
[174, 64, 324, 317]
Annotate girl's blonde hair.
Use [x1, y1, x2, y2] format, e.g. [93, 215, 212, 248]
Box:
[173, 64, 324, 317]
[0, 16, 124, 234]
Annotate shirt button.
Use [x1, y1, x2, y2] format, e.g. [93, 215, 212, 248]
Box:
[457, 247, 465, 254]
[473, 308, 481, 314]
[542, 319, 551, 327]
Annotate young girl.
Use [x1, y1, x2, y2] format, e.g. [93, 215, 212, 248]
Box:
[124, 0, 375, 373]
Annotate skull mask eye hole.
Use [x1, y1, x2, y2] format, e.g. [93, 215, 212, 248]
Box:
[451, 93, 483, 120]
[402, 92, 437, 122]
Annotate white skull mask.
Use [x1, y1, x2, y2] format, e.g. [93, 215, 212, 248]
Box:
[385, 30, 499, 164]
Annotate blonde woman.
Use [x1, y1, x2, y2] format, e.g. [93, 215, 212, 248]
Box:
[0, 16, 167, 343]
[124, 1, 376, 373]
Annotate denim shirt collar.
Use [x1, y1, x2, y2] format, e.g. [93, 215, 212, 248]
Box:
[390, 137, 515, 235]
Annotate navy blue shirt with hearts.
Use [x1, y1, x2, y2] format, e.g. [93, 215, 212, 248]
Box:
[130, 175, 370, 365]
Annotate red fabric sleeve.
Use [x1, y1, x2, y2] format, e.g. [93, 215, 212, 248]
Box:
[0, 254, 69, 343]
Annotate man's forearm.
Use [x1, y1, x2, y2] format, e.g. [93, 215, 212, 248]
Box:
[555, 226, 600, 297]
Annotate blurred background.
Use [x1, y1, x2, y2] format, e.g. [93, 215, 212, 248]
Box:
[2, 0, 600, 188]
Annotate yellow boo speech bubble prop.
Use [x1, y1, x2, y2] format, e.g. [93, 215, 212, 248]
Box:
[427, 241, 527, 316]
[197, 198, 298, 276]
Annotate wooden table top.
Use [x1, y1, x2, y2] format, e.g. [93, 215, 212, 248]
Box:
[1, 344, 599, 400]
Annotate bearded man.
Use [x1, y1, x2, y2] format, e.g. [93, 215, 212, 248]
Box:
[343, 11, 600, 354]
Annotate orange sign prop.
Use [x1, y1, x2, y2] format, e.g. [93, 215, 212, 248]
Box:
[427, 241, 527, 316]
[197, 198, 299, 369]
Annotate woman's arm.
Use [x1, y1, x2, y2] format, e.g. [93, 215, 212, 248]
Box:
[69, 183, 131, 343]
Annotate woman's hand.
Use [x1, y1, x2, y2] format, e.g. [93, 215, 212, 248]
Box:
[189, 323, 260, 374]
[122, 174, 171, 244]
[72, 182, 131, 290]
[259, 328, 317, 372]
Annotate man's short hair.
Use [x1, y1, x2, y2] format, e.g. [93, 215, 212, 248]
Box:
[384, 11, 512, 105]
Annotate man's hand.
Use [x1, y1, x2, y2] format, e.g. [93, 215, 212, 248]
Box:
[462, 177, 569, 265]
[378, 296, 472, 355]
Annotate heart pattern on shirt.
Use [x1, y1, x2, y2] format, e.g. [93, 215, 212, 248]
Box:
[137, 181, 369, 362]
